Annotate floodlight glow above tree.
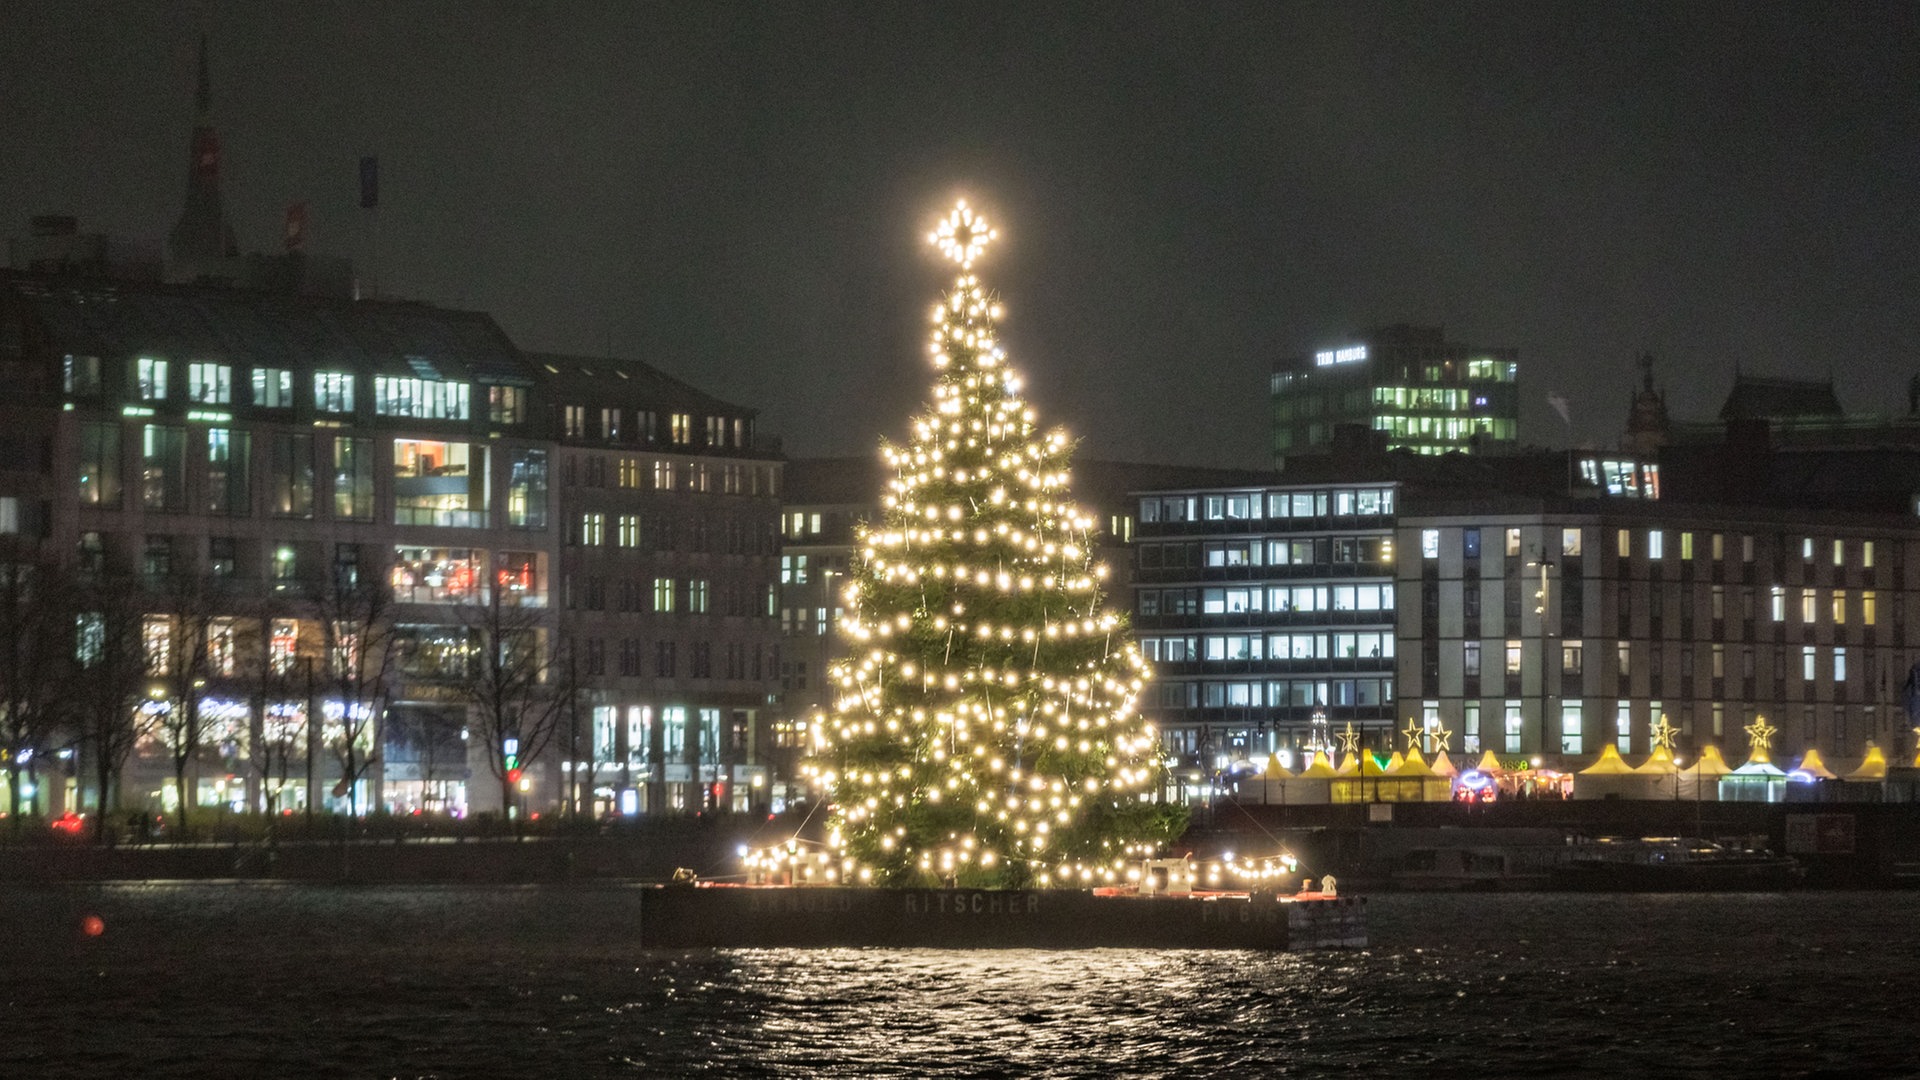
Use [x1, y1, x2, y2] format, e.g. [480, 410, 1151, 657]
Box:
[801, 199, 1186, 888]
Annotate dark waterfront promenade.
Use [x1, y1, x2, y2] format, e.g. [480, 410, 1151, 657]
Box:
[5, 800, 1917, 889]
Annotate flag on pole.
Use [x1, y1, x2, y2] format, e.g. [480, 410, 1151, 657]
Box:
[360, 156, 379, 209]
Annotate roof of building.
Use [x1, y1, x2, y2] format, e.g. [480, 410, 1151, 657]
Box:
[524, 351, 751, 416]
[1717, 374, 1843, 421]
[2, 270, 526, 384]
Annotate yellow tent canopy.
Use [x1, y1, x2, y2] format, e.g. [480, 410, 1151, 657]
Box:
[1295, 751, 1340, 779]
[1474, 750, 1505, 774]
[1429, 750, 1459, 777]
[1580, 744, 1638, 775]
[1361, 752, 1393, 777]
[1793, 748, 1837, 780]
[1636, 745, 1679, 775]
[1386, 750, 1406, 772]
[1393, 747, 1438, 777]
[1263, 755, 1295, 780]
[1335, 753, 1361, 776]
[1689, 745, 1734, 776]
[1845, 743, 1887, 781]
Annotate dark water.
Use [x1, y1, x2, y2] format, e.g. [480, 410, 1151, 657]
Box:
[3, 884, 1917, 1078]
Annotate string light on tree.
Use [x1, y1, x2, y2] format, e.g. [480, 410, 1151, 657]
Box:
[793, 198, 1186, 888]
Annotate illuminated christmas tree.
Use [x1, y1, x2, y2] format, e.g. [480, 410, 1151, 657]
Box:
[805, 201, 1186, 888]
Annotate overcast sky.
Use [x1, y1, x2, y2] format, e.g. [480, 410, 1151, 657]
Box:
[3, 2, 1915, 468]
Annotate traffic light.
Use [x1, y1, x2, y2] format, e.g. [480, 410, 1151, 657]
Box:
[506, 767, 523, 785]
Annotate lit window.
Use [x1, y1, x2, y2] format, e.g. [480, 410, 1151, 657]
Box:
[1503, 702, 1523, 753]
[1680, 532, 1694, 560]
[187, 362, 231, 404]
[1561, 529, 1581, 557]
[1712, 534, 1724, 560]
[314, 372, 355, 413]
[652, 577, 675, 613]
[671, 414, 692, 444]
[252, 367, 294, 407]
[564, 406, 586, 438]
[1863, 541, 1875, 569]
[1616, 529, 1630, 558]
[374, 376, 469, 420]
[1421, 529, 1439, 559]
[1770, 586, 1785, 622]
[579, 513, 604, 546]
[135, 357, 169, 401]
[1563, 643, 1583, 675]
[1647, 530, 1664, 559]
[689, 580, 710, 613]
[1834, 647, 1848, 682]
[1832, 590, 1846, 625]
[1505, 640, 1522, 675]
[488, 385, 526, 424]
[1802, 646, 1816, 681]
[1505, 529, 1521, 557]
[602, 408, 622, 441]
[1801, 589, 1816, 623]
[1863, 591, 1877, 625]
[1833, 539, 1845, 567]
[618, 515, 640, 548]
[1560, 702, 1583, 754]
[64, 354, 102, 396]
[1802, 537, 1814, 560]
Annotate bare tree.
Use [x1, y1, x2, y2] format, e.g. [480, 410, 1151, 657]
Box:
[237, 613, 308, 822]
[71, 576, 161, 843]
[0, 563, 71, 836]
[309, 577, 399, 820]
[150, 576, 223, 835]
[457, 586, 570, 825]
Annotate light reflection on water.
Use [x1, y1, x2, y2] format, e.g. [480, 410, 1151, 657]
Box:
[3, 884, 1917, 1078]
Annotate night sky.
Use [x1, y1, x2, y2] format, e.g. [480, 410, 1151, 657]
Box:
[3, 2, 1915, 468]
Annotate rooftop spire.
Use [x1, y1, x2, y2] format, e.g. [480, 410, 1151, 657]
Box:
[168, 34, 237, 272]
[195, 33, 210, 118]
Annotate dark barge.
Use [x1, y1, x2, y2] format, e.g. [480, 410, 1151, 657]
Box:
[637, 885, 1366, 949]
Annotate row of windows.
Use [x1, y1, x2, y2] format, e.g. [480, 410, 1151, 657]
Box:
[577, 638, 773, 681]
[1139, 536, 1392, 570]
[1470, 638, 1869, 685]
[70, 356, 496, 422]
[1139, 583, 1396, 616]
[1148, 678, 1394, 710]
[567, 456, 775, 497]
[77, 423, 549, 530]
[568, 513, 775, 556]
[560, 404, 750, 450]
[1141, 631, 1395, 663]
[1139, 488, 1396, 523]
[564, 575, 775, 618]
[1422, 526, 1878, 568]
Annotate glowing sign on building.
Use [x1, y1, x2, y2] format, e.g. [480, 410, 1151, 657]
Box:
[1313, 345, 1368, 367]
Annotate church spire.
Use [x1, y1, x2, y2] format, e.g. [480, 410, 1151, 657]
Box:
[168, 34, 238, 272]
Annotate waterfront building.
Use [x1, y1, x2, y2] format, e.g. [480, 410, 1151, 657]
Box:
[1270, 323, 1519, 466]
[1136, 443, 1920, 791]
[539, 353, 784, 817]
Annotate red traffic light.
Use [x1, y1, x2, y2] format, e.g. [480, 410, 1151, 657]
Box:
[506, 767, 524, 785]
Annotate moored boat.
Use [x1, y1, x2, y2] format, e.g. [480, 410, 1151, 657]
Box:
[1550, 836, 1804, 891]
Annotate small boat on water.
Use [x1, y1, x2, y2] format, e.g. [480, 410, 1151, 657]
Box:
[1550, 836, 1805, 891]
[640, 850, 1366, 949]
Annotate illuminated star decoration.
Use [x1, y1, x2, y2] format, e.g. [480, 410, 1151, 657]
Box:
[1337, 722, 1361, 755]
[1429, 725, 1453, 753]
[1401, 719, 1425, 752]
[1651, 714, 1679, 751]
[1745, 715, 1777, 759]
[929, 199, 997, 269]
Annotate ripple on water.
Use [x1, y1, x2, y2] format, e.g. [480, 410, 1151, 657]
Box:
[3, 886, 1919, 1078]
